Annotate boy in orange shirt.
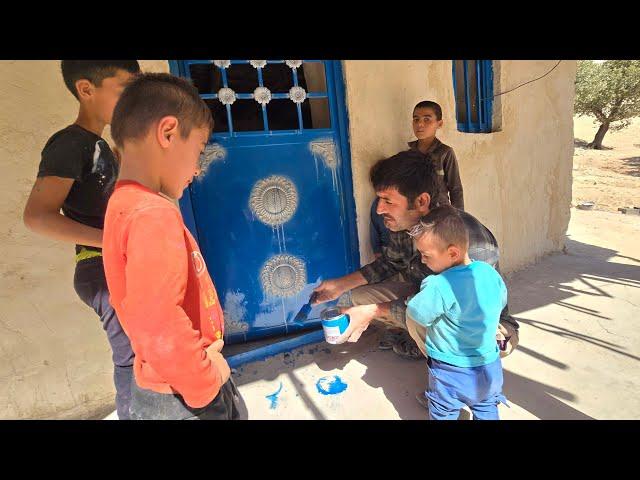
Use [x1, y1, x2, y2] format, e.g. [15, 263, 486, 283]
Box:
[103, 73, 241, 420]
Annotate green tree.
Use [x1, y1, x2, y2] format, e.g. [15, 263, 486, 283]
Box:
[574, 60, 640, 149]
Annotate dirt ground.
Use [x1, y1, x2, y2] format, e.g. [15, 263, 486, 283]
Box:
[572, 116, 640, 213]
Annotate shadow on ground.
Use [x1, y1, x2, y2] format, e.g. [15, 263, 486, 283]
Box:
[229, 237, 639, 419]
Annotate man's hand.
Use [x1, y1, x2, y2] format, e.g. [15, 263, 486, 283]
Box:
[206, 339, 231, 384]
[496, 322, 519, 358]
[313, 278, 349, 304]
[312, 271, 368, 305]
[335, 304, 379, 344]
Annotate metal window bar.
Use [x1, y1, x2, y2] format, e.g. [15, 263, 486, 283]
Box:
[183, 60, 330, 101]
[463, 60, 472, 132]
[184, 60, 331, 137]
[255, 64, 269, 132]
[291, 65, 304, 131]
[218, 65, 234, 135]
[476, 60, 482, 129]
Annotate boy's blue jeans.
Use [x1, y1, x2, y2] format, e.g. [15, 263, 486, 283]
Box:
[74, 256, 134, 420]
[426, 356, 508, 420]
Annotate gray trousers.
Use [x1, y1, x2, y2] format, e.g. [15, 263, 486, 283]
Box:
[130, 378, 242, 420]
[74, 257, 133, 420]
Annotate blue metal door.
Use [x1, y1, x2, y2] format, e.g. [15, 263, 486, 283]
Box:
[170, 60, 359, 344]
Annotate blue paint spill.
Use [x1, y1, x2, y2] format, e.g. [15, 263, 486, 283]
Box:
[316, 375, 348, 396]
[265, 382, 283, 409]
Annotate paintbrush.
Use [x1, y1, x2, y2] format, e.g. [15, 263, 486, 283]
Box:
[291, 291, 320, 324]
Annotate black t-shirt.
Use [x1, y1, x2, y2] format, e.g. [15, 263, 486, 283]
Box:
[37, 124, 119, 254]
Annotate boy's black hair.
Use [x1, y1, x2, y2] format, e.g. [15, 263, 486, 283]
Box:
[413, 100, 443, 121]
[61, 60, 141, 99]
[416, 205, 469, 250]
[111, 72, 213, 148]
[370, 153, 441, 208]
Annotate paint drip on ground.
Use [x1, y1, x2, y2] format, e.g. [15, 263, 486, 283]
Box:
[265, 382, 283, 409]
[316, 375, 348, 396]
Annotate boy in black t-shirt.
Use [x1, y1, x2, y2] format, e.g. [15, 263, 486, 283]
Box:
[24, 60, 140, 419]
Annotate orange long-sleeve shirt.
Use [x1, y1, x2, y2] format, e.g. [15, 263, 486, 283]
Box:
[103, 180, 225, 408]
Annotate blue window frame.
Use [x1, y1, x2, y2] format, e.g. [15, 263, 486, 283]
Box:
[452, 60, 494, 133]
